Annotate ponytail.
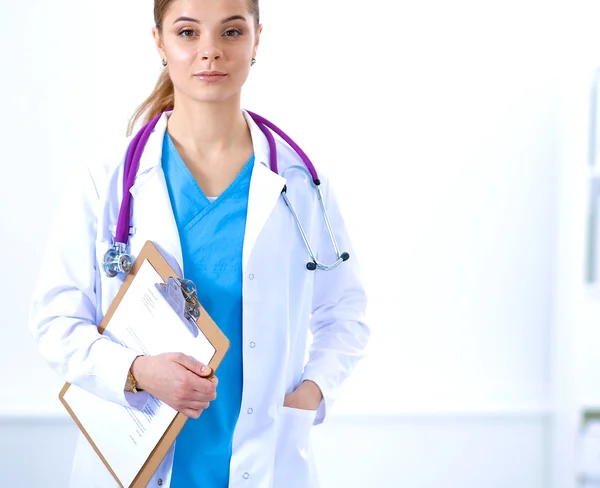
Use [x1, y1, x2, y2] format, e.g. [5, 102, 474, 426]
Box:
[126, 68, 174, 136]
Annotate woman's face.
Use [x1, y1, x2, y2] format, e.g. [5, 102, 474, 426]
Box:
[153, 0, 261, 105]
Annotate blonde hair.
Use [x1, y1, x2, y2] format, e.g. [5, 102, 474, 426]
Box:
[127, 0, 260, 136]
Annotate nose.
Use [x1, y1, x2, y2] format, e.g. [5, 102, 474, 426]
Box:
[202, 50, 221, 61]
[200, 44, 222, 62]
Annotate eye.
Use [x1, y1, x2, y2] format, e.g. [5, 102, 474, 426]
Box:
[223, 28, 242, 38]
[178, 28, 197, 38]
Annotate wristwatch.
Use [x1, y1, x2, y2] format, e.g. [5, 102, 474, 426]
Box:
[125, 368, 142, 394]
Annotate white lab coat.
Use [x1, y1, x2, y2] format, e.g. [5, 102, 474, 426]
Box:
[29, 110, 369, 488]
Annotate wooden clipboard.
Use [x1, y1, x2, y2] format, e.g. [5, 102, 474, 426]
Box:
[58, 240, 230, 487]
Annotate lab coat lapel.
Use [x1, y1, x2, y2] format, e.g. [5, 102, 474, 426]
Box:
[242, 110, 287, 273]
[128, 113, 184, 276]
[243, 161, 286, 272]
[126, 110, 285, 276]
[132, 170, 184, 277]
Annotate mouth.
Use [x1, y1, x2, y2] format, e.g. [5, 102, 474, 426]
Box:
[194, 71, 227, 82]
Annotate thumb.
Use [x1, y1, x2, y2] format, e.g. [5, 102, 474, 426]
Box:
[174, 354, 212, 377]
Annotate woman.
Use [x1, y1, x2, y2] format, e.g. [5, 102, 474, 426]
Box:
[29, 0, 369, 486]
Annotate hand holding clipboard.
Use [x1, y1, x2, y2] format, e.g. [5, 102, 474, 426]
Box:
[130, 352, 218, 420]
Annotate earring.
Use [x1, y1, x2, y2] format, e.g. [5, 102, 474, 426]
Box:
[251, 58, 256, 66]
[161, 59, 167, 67]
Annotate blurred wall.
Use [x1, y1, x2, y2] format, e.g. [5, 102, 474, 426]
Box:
[0, 0, 565, 486]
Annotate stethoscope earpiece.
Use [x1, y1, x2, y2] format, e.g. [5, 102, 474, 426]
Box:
[306, 251, 350, 272]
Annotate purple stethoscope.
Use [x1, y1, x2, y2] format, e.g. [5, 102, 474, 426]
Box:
[102, 110, 349, 278]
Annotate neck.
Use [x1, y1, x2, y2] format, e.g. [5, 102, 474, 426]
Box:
[166, 96, 249, 158]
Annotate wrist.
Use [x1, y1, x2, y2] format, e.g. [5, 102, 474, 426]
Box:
[301, 380, 323, 404]
[130, 355, 148, 392]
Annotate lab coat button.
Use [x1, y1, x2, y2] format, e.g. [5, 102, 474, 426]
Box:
[249, 341, 256, 348]
[247, 408, 253, 414]
[157, 480, 163, 486]
[243, 472, 250, 480]
[249, 273, 255, 280]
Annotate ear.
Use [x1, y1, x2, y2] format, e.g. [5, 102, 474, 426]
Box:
[152, 27, 166, 61]
[253, 24, 263, 59]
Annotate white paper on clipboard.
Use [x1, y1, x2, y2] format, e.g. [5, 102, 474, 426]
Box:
[62, 259, 216, 487]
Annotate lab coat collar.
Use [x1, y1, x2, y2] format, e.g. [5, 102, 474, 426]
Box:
[128, 108, 287, 272]
[242, 109, 271, 171]
[131, 109, 273, 188]
[130, 111, 170, 188]
[241, 110, 287, 271]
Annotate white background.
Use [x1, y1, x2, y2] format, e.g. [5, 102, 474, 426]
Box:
[1, 0, 598, 487]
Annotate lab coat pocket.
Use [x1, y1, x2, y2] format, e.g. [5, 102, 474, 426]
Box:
[273, 405, 320, 488]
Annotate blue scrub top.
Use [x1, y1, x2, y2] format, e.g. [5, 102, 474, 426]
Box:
[162, 132, 253, 488]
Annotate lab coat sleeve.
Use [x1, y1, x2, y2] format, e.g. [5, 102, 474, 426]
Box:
[29, 164, 148, 410]
[300, 178, 369, 425]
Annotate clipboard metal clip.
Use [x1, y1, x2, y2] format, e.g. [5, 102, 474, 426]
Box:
[177, 278, 201, 322]
[156, 277, 201, 333]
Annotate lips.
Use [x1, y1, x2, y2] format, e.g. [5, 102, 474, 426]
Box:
[195, 72, 227, 82]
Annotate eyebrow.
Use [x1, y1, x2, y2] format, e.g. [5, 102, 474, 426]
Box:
[173, 15, 247, 25]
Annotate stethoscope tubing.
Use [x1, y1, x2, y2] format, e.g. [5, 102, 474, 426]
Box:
[103, 111, 349, 277]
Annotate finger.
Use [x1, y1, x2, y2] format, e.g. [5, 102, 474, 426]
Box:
[181, 401, 210, 418]
[173, 387, 216, 406]
[187, 387, 217, 403]
[181, 408, 202, 420]
[199, 365, 213, 378]
[183, 373, 218, 396]
[173, 375, 216, 401]
[185, 401, 210, 411]
[173, 353, 211, 377]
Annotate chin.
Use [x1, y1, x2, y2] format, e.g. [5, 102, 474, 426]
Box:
[191, 91, 240, 105]
[194, 95, 235, 105]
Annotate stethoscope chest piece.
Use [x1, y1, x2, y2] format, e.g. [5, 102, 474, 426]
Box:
[103, 242, 133, 278]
